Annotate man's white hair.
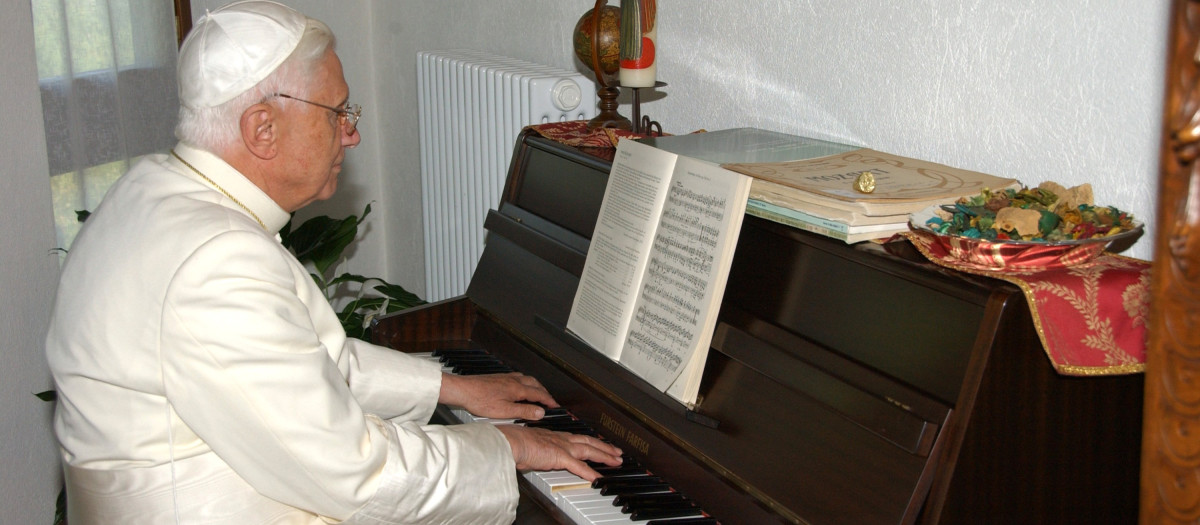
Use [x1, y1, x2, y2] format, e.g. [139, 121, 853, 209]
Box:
[175, 18, 336, 153]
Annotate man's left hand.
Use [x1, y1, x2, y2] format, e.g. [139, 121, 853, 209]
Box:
[439, 372, 559, 421]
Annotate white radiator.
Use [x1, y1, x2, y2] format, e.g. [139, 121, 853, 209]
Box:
[417, 49, 597, 301]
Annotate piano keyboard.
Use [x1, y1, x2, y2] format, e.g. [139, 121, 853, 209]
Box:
[423, 349, 721, 525]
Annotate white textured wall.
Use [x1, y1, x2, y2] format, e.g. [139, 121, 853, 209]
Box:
[1, 0, 66, 522]
[198, 0, 1169, 295]
[370, 0, 1167, 294]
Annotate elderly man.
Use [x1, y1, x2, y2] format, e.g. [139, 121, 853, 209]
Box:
[43, 1, 621, 523]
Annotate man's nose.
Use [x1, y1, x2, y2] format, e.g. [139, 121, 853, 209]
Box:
[343, 126, 362, 148]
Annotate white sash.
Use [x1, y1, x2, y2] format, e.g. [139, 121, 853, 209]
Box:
[64, 452, 325, 525]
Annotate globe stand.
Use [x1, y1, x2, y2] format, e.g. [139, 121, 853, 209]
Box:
[575, 0, 665, 135]
[588, 85, 632, 131]
[577, 0, 632, 131]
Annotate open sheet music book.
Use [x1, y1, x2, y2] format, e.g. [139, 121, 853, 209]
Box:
[566, 139, 752, 407]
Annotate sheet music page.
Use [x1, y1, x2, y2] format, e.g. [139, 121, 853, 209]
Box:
[618, 156, 750, 404]
[567, 140, 678, 360]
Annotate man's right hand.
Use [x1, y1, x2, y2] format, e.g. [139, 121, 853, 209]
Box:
[496, 424, 623, 481]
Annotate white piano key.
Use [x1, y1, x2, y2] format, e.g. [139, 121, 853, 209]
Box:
[428, 349, 715, 524]
[536, 471, 592, 493]
[578, 505, 638, 524]
[558, 487, 608, 502]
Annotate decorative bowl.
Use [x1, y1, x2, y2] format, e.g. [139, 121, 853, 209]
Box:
[907, 205, 1143, 271]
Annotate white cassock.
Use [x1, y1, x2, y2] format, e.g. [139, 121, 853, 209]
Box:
[45, 142, 517, 524]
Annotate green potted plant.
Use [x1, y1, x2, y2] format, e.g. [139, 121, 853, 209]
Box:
[279, 203, 426, 340]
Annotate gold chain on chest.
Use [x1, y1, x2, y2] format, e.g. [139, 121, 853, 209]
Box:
[171, 149, 267, 230]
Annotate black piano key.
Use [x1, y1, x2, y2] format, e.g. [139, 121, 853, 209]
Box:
[599, 482, 672, 496]
[452, 365, 514, 375]
[511, 406, 570, 426]
[624, 500, 699, 513]
[525, 424, 597, 435]
[447, 362, 508, 371]
[438, 354, 502, 364]
[624, 493, 700, 510]
[451, 361, 509, 368]
[429, 350, 721, 522]
[446, 354, 506, 361]
[628, 506, 703, 519]
[517, 413, 603, 437]
[430, 348, 488, 357]
[527, 423, 595, 434]
[615, 455, 642, 468]
[630, 505, 703, 520]
[541, 407, 571, 418]
[586, 456, 638, 474]
[439, 355, 501, 363]
[592, 476, 661, 489]
[613, 492, 686, 507]
[521, 418, 587, 428]
[644, 519, 718, 525]
[592, 465, 651, 477]
[522, 421, 596, 435]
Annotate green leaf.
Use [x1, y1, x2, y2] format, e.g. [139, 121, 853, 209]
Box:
[373, 283, 426, 308]
[75, 210, 91, 223]
[35, 390, 57, 402]
[286, 215, 348, 260]
[328, 273, 371, 287]
[309, 220, 357, 276]
[283, 204, 372, 278]
[277, 203, 427, 341]
[343, 314, 368, 340]
[1037, 209, 1061, 237]
[54, 485, 66, 525]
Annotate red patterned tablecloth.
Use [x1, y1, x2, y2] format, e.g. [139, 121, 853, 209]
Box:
[903, 230, 1148, 376]
[525, 120, 663, 148]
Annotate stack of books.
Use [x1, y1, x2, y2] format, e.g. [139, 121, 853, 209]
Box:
[640, 128, 1021, 243]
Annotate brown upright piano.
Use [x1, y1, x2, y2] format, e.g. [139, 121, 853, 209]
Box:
[372, 130, 1144, 524]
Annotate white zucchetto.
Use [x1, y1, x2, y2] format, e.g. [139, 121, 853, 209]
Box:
[178, 0, 307, 109]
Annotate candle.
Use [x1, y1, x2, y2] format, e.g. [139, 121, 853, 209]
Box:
[619, 0, 657, 88]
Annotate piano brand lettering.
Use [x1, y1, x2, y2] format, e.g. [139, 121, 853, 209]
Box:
[599, 412, 651, 456]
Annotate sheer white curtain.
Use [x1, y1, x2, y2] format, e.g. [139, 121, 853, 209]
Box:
[32, 0, 180, 249]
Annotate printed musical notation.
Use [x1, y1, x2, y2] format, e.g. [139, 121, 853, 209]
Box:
[566, 139, 751, 406]
[627, 180, 731, 374]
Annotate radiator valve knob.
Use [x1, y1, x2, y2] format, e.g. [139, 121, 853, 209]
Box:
[552, 79, 583, 112]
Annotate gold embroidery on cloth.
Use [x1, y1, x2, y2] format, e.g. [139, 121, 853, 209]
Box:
[901, 231, 1147, 376]
[1027, 258, 1141, 368]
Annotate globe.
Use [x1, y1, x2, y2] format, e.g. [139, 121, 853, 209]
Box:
[572, 4, 621, 86]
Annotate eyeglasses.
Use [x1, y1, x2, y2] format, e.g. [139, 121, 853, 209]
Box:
[265, 93, 362, 133]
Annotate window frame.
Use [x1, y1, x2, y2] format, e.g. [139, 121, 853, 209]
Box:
[174, 0, 191, 47]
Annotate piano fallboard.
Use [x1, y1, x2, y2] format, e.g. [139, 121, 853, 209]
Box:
[373, 131, 1144, 524]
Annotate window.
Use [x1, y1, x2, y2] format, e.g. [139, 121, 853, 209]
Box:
[32, 0, 190, 251]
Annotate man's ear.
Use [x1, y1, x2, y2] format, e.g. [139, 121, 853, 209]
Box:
[240, 103, 278, 160]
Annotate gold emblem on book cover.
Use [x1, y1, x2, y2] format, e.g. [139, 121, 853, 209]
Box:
[853, 171, 876, 194]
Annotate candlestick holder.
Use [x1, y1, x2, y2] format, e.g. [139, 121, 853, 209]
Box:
[629, 81, 665, 136]
[572, 0, 666, 134]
